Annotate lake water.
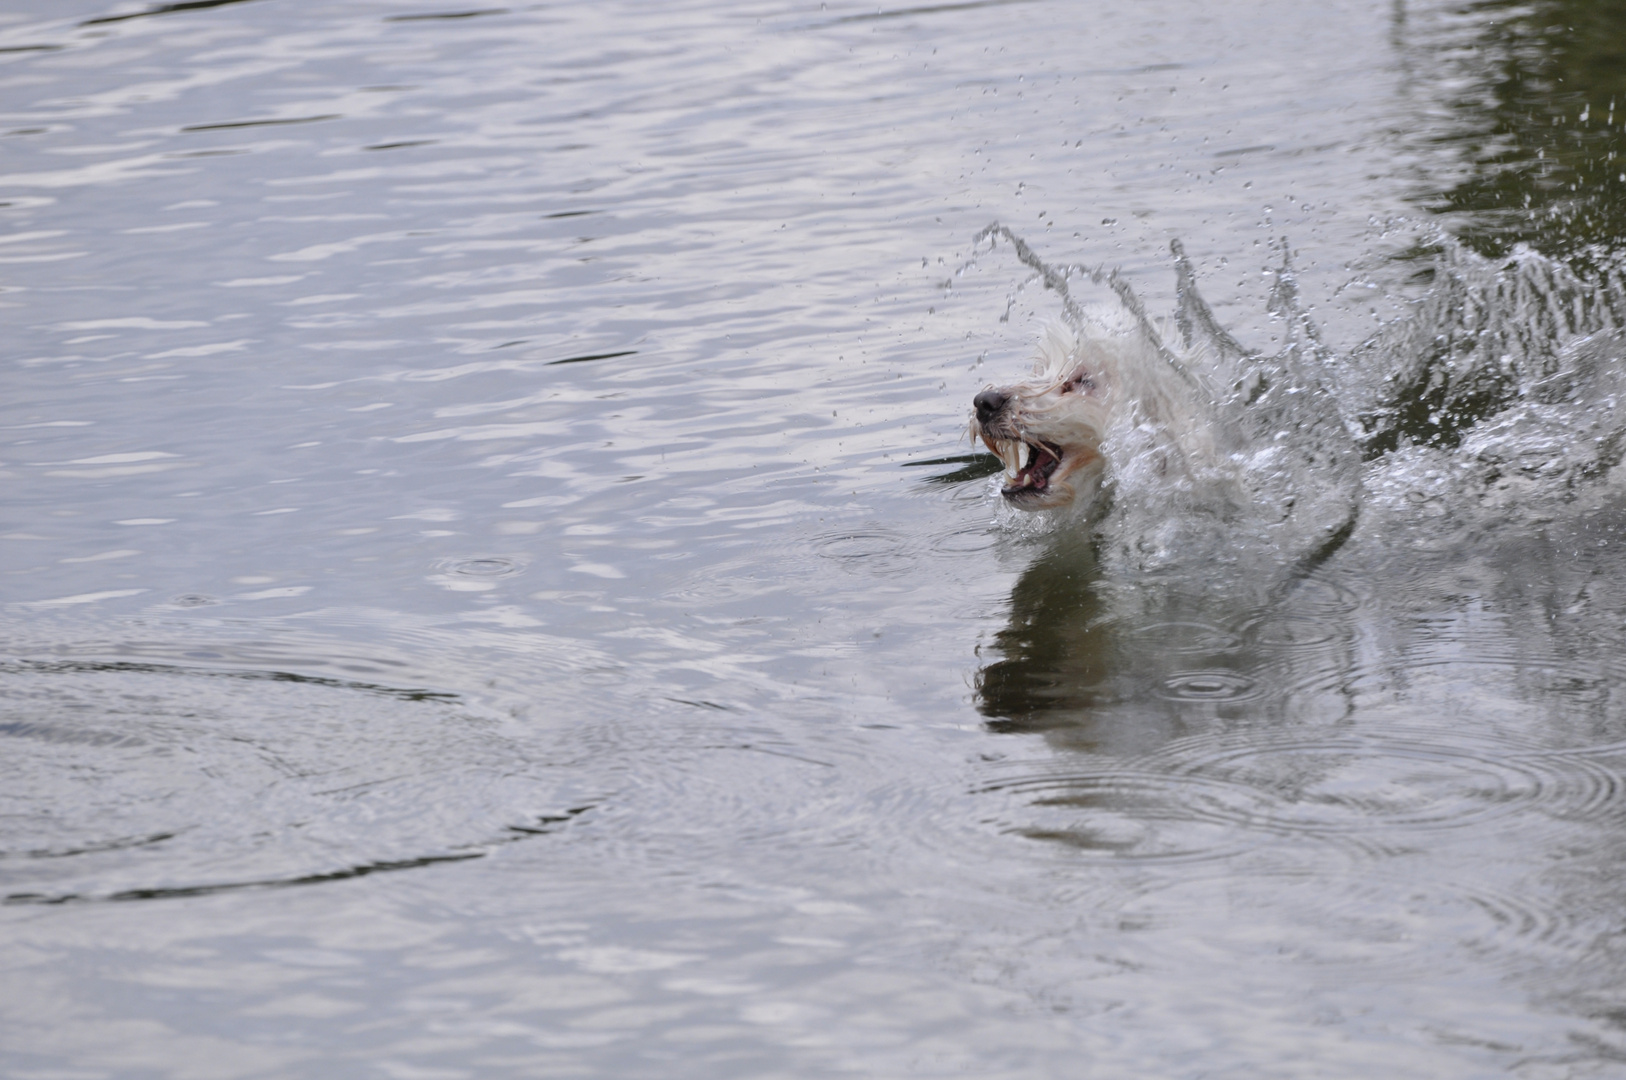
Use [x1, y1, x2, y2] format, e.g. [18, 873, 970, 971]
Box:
[6, 0, 1626, 1076]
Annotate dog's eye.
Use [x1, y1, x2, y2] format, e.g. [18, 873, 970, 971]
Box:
[1066, 371, 1094, 393]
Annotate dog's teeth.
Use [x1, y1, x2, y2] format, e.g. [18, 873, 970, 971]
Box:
[1017, 442, 1030, 471]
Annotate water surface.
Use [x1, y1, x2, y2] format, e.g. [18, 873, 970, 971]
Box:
[6, 1, 1626, 1076]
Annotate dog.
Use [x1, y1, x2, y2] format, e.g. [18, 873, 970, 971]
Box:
[969, 317, 1220, 515]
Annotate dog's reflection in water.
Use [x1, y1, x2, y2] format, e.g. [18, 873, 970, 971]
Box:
[975, 534, 1270, 759]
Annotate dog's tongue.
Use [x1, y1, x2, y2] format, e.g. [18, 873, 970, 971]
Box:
[1006, 447, 1057, 491]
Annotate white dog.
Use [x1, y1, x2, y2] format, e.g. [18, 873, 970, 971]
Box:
[969, 317, 1220, 514]
[964, 228, 1362, 583]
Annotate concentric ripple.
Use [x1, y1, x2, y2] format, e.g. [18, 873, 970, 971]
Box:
[977, 767, 1284, 863]
[1144, 728, 1626, 835]
[930, 525, 1001, 555]
[812, 528, 917, 575]
[1277, 648, 1626, 750]
[977, 721, 1626, 867]
[1156, 669, 1261, 703]
[438, 555, 528, 577]
[0, 659, 589, 904]
[1242, 614, 1341, 650]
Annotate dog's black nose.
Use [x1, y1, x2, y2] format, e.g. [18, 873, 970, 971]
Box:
[973, 389, 1009, 424]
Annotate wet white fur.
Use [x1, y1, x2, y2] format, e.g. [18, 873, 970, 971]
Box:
[975, 314, 1222, 514]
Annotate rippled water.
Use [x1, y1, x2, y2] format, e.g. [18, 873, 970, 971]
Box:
[7, 1, 1626, 1076]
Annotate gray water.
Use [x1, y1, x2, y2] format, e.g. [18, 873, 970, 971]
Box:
[7, 1, 1626, 1076]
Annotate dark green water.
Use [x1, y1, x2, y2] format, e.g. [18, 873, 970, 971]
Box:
[1406, 0, 1626, 258]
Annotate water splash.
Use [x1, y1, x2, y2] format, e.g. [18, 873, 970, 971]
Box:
[969, 225, 1362, 585]
[1351, 242, 1626, 462]
[967, 227, 1626, 575]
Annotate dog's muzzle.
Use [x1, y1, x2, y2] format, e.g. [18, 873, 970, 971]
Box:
[971, 387, 1066, 502]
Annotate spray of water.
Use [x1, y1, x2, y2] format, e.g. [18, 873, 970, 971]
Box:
[966, 227, 1626, 588]
[969, 225, 1362, 588]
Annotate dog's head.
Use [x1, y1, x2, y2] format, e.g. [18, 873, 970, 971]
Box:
[970, 326, 1112, 511]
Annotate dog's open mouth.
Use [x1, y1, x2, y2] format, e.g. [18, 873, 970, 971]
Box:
[983, 436, 1063, 497]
